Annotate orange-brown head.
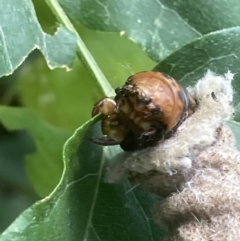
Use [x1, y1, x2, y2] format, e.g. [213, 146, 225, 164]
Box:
[91, 71, 197, 151]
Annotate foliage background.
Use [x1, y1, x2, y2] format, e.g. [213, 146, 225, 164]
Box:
[0, 0, 240, 240]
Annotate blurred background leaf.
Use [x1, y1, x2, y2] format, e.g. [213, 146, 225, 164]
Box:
[1, 117, 240, 241]
[0, 0, 240, 240]
[17, 31, 154, 131]
[1, 120, 164, 241]
[0, 130, 37, 232]
[0, 106, 70, 197]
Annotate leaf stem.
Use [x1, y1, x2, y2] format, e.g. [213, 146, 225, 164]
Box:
[44, 0, 115, 96]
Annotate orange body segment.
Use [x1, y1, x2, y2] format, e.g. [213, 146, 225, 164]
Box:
[91, 71, 197, 151]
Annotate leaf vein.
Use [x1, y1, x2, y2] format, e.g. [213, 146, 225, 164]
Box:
[90, 226, 101, 241]
[83, 150, 105, 240]
[155, 0, 202, 36]
[0, 26, 13, 72]
[180, 53, 238, 81]
[126, 181, 154, 241]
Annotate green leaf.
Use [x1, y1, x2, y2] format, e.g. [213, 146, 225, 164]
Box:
[2, 0, 240, 240]
[33, 0, 155, 88]
[228, 121, 240, 150]
[1, 0, 155, 199]
[160, 0, 240, 34]
[57, 0, 240, 62]
[0, 190, 36, 233]
[32, 0, 57, 33]
[0, 106, 71, 197]
[0, 118, 163, 241]
[17, 56, 101, 131]
[77, 24, 156, 89]
[17, 29, 155, 131]
[0, 0, 77, 77]
[154, 27, 240, 113]
[0, 131, 37, 231]
[58, 0, 201, 61]
[0, 131, 35, 190]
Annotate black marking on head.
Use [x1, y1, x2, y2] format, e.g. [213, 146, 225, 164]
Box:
[120, 132, 139, 151]
[151, 106, 162, 116]
[120, 122, 166, 151]
[153, 121, 167, 132]
[90, 137, 120, 146]
[114, 87, 124, 101]
[151, 123, 165, 143]
[137, 125, 165, 149]
[211, 92, 218, 101]
[137, 97, 151, 106]
[115, 87, 122, 95]
[126, 76, 133, 84]
[115, 86, 134, 99]
[131, 89, 139, 96]
[139, 128, 156, 141]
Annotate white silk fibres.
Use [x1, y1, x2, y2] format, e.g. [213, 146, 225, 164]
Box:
[105, 71, 235, 182]
[105, 71, 240, 241]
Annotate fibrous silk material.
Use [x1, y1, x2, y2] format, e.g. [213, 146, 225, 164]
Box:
[105, 71, 239, 240]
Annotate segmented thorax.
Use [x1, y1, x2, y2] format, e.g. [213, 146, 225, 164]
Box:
[92, 71, 196, 151]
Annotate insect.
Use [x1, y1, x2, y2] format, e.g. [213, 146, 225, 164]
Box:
[91, 71, 197, 151]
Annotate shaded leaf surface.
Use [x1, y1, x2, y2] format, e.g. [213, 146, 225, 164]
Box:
[77, 24, 155, 89]
[1, 0, 240, 240]
[17, 31, 154, 132]
[161, 0, 240, 34]
[0, 0, 77, 77]
[58, 0, 240, 62]
[0, 131, 35, 189]
[1, 119, 163, 241]
[154, 27, 240, 115]
[1, 118, 239, 241]
[0, 131, 37, 232]
[59, 0, 200, 61]
[0, 106, 70, 197]
[17, 56, 99, 131]
[228, 121, 240, 149]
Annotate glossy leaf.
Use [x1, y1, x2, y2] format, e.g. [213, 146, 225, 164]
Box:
[17, 28, 154, 131]
[160, 0, 240, 34]
[1, 116, 239, 241]
[0, 0, 77, 77]
[1, 0, 240, 240]
[0, 118, 163, 241]
[58, 0, 240, 62]
[154, 27, 240, 116]
[58, 0, 200, 61]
